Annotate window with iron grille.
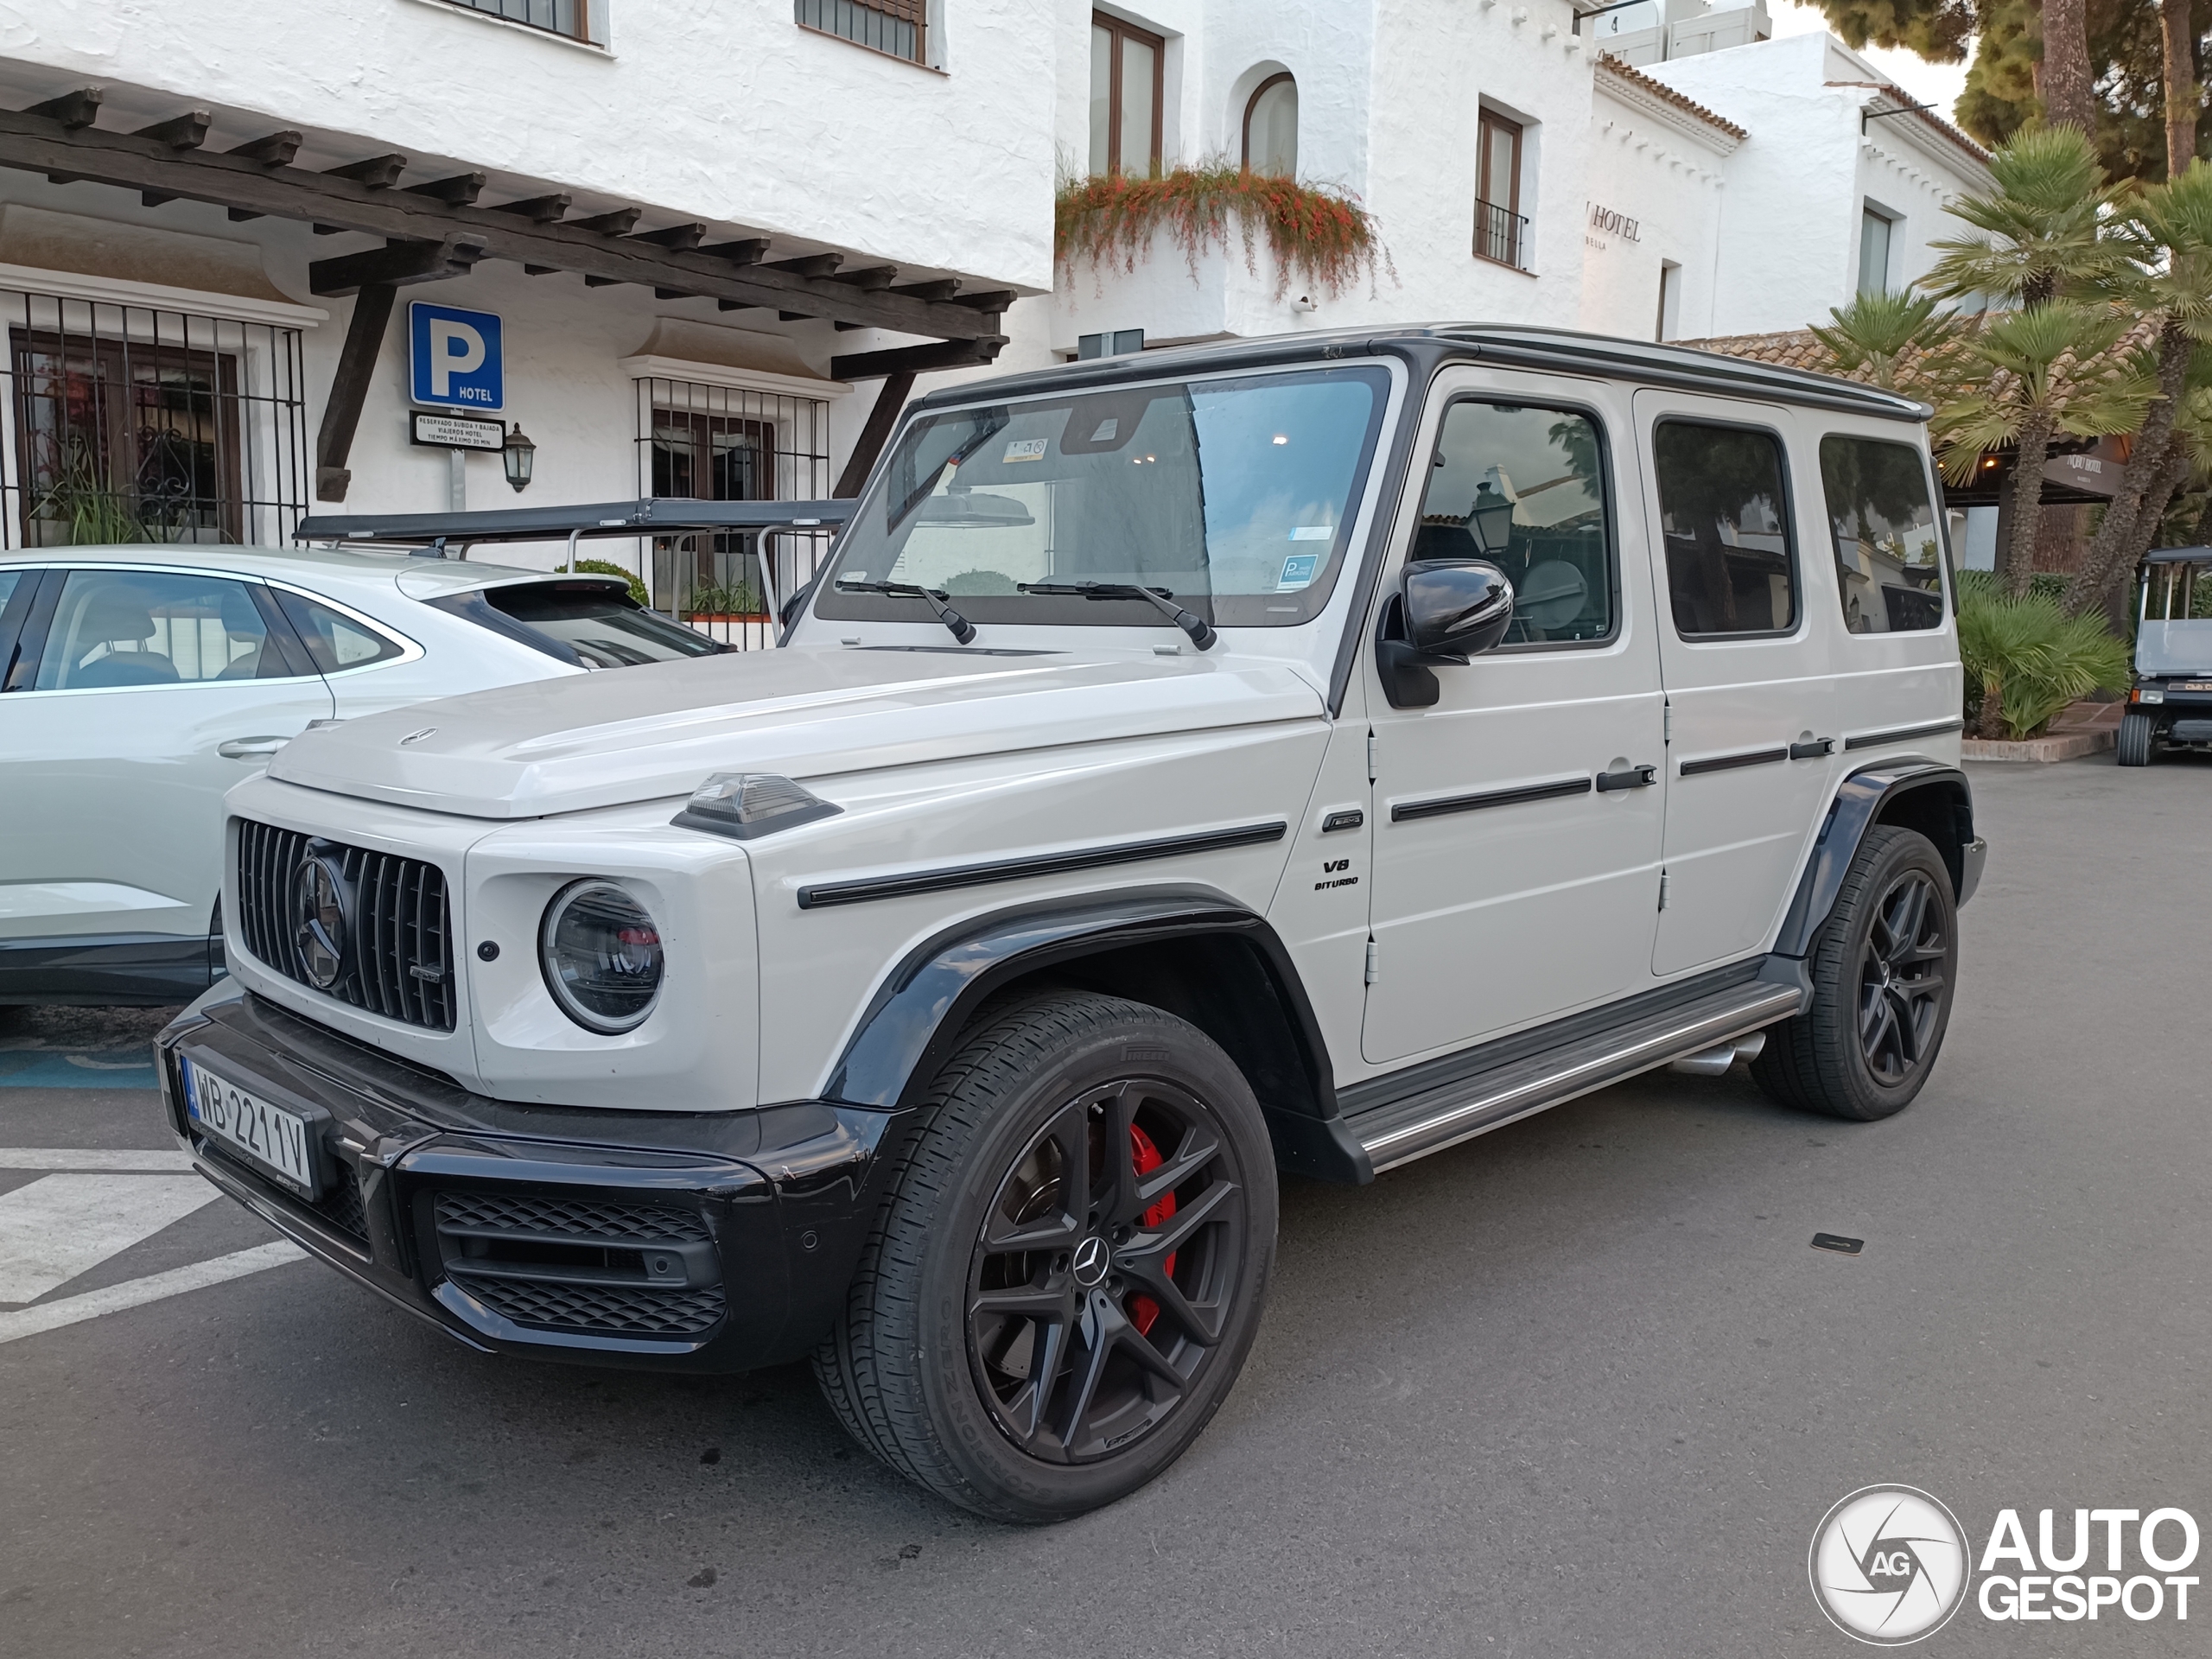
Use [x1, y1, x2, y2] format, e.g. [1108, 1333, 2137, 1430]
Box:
[635, 375, 831, 650]
[1475, 110, 1530, 272]
[1, 290, 308, 548]
[797, 0, 926, 64]
[446, 0, 598, 42]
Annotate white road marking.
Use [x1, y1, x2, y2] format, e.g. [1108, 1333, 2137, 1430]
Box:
[0, 1174, 221, 1303]
[0, 1241, 304, 1345]
[0, 1147, 194, 1172]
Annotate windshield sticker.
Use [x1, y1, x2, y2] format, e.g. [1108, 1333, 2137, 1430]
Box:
[1277, 553, 1320, 591]
[1090, 418, 1119, 442]
[1001, 439, 1048, 463]
[1288, 524, 1334, 541]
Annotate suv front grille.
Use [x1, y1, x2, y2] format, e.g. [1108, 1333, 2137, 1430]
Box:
[234, 819, 456, 1032]
[432, 1191, 725, 1339]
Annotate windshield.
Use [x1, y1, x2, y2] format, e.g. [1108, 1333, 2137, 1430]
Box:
[430, 580, 725, 669]
[814, 364, 1391, 631]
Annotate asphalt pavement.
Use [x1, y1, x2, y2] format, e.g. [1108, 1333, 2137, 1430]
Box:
[3, 754, 2208, 1659]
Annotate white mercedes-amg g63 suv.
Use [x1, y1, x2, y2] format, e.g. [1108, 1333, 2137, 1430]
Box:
[160, 326, 1984, 1522]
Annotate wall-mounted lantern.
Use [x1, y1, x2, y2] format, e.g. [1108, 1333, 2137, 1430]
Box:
[502, 423, 537, 493]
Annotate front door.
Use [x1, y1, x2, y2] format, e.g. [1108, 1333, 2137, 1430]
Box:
[1361, 373, 1667, 1067]
[3, 566, 332, 952]
[1633, 391, 1837, 975]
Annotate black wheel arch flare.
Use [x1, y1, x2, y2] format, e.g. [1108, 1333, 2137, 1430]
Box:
[818, 887, 1373, 1185]
[1774, 760, 1979, 960]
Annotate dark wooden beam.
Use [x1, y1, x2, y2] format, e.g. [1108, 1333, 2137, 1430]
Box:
[653, 287, 697, 300]
[323, 153, 408, 188]
[584, 274, 624, 288]
[715, 299, 766, 313]
[407, 171, 486, 206]
[315, 283, 397, 503]
[493, 191, 571, 221]
[226, 130, 302, 165]
[0, 110, 1000, 339]
[632, 221, 704, 250]
[573, 206, 641, 235]
[892, 278, 960, 302]
[835, 264, 899, 290]
[27, 88, 100, 129]
[523, 263, 558, 276]
[768, 252, 842, 278]
[831, 336, 1006, 380]
[833, 370, 916, 496]
[134, 111, 208, 149]
[308, 238, 485, 296]
[700, 238, 769, 264]
[952, 289, 1015, 312]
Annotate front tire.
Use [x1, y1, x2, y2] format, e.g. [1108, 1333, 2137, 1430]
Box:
[813, 990, 1277, 1523]
[2117, 709, 2157, 766]
[1751, 825, 1958, 1121]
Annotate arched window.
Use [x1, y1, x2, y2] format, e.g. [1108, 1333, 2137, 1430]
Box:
[1242, 73, 1298, 177]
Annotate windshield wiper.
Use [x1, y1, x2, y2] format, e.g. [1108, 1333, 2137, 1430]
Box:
[833, 579, 977, 645]
[1015, 582, 1217, 650]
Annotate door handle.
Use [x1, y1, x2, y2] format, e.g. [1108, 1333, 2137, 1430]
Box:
[218, 736, 290, 760]
[1596, 764, 1658, 791]
[1789, 738, 1836, 759]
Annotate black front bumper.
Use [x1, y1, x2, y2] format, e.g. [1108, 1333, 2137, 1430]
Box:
[157, 987, 904, 1372]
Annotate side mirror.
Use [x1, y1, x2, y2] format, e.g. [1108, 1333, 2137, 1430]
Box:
[1376, 559, 1515, 709]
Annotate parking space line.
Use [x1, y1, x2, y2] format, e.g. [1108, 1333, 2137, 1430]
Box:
[0, 1241, 305, 1345]
[0, 1175, 222, 1303]
[0, 1148, 194, 1172]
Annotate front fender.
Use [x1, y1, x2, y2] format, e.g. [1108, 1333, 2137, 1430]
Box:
[1773, 761, 1980, 959]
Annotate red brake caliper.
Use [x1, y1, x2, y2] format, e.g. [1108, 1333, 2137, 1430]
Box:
[1127, 1124, 1178, 1338]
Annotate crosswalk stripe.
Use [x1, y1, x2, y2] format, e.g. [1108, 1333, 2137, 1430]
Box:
[0, 1241, 305, 1345]
[0, 1148, 194, 1172]
[0, 1174, 222, 1303]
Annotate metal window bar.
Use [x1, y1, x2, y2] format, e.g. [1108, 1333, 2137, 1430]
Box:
[796, 0, 925, 63]
[633, 375, 832, 651]
[0, 289, 307, 549]
[1474, 198, 1531, 271]
[448, 0, 590, 41]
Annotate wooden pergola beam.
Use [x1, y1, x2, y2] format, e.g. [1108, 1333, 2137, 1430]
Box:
[0, 97, 1010, 339]
[830, 335, 1007, 380]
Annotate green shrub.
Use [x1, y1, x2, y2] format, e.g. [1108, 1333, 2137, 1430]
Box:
[1955, 581, 2130, 739]
[557, 557, 648, 608]
[683, 579, 766, 617]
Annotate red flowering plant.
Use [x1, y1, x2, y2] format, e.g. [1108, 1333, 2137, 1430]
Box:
[1054, 162, 1389, 302]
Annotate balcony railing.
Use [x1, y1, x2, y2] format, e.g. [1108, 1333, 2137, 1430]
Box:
[1474, 199, 1531, 271]
[448, 0, 594, 41]
[797, 0, 925, 63]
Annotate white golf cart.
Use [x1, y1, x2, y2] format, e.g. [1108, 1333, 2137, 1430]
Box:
[2120, 545, 2212, 766]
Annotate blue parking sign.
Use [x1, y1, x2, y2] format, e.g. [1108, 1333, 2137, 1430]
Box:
[409, 302, 503, 411]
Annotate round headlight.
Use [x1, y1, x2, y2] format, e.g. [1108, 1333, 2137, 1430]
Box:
[539, 880, 664, 1033]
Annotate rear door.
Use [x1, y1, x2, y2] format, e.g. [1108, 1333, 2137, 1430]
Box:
[2, 565, 333, 957]
[1634, 393, 1838, 975]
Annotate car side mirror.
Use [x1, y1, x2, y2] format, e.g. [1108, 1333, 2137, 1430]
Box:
[1376, 559, 1515, 709]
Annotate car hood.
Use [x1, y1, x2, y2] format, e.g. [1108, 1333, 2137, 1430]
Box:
[266, 645, 1325, 818]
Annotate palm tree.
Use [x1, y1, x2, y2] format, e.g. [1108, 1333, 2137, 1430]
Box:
[1928, 300, 2155, 595]
[2063, 162, 2212, 618]
[1921, 126, 2132, 308]
[1808, 289, 1968, 397]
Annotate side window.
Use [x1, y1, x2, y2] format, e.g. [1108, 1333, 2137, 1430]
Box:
[1653, 421, 1798, 637]
[1412, 400, 1614, 645]
[274, 590, 406, 673]
[32, 569, 289, 690]
[1819, 435, 1945, 633]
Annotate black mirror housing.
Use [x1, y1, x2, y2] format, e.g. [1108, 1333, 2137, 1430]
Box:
[1402, 559, 1515, 657]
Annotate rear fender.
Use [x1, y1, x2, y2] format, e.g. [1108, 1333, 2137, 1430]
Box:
[1773, 761, 1980, 959]
[821, 887, 1371, 1184]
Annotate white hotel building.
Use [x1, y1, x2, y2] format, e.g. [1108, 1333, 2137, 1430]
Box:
[0, 0, 1989, 608]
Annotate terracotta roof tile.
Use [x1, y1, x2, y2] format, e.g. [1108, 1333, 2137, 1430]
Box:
[1594, 54, 1750, 142]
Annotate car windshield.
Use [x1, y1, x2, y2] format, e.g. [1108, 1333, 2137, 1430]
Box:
[813, 364, 1392, 632]
[431, 580, 724, 669]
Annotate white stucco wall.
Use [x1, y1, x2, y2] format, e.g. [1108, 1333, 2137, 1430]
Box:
[1580, 72, 1733, 341]
[0, 0, 1064, 290]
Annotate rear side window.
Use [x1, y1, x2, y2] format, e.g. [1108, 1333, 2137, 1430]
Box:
[1413, 400, 1616, 645]
[436, 581, 724, 669]
[274, 590, 408, 673]
[32, 569, 296, 689]
[1819, 435, 1945, 633]
[1653, 421, 1798, 637]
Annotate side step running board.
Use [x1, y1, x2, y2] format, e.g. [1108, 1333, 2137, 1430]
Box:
[1346, 981, 1804, 1174]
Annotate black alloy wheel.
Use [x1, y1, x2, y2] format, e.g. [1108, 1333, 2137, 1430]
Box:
[968, 1076, 1245, 1465]
[1855, 868, 1948, 1087]
[813, 989, 1276, 1523]
[1751, 824, 1959, 1121]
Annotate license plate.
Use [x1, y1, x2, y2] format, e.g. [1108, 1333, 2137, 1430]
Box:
[182, 1058, 319, 1196]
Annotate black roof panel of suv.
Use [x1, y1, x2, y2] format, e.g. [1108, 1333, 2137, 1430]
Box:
[910, 324, 1931, 424]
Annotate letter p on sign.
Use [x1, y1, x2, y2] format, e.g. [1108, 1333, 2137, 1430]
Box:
[409, 302, 504, 411]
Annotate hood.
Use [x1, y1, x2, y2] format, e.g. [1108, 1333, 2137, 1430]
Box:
[267, 645, 1325, 818]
